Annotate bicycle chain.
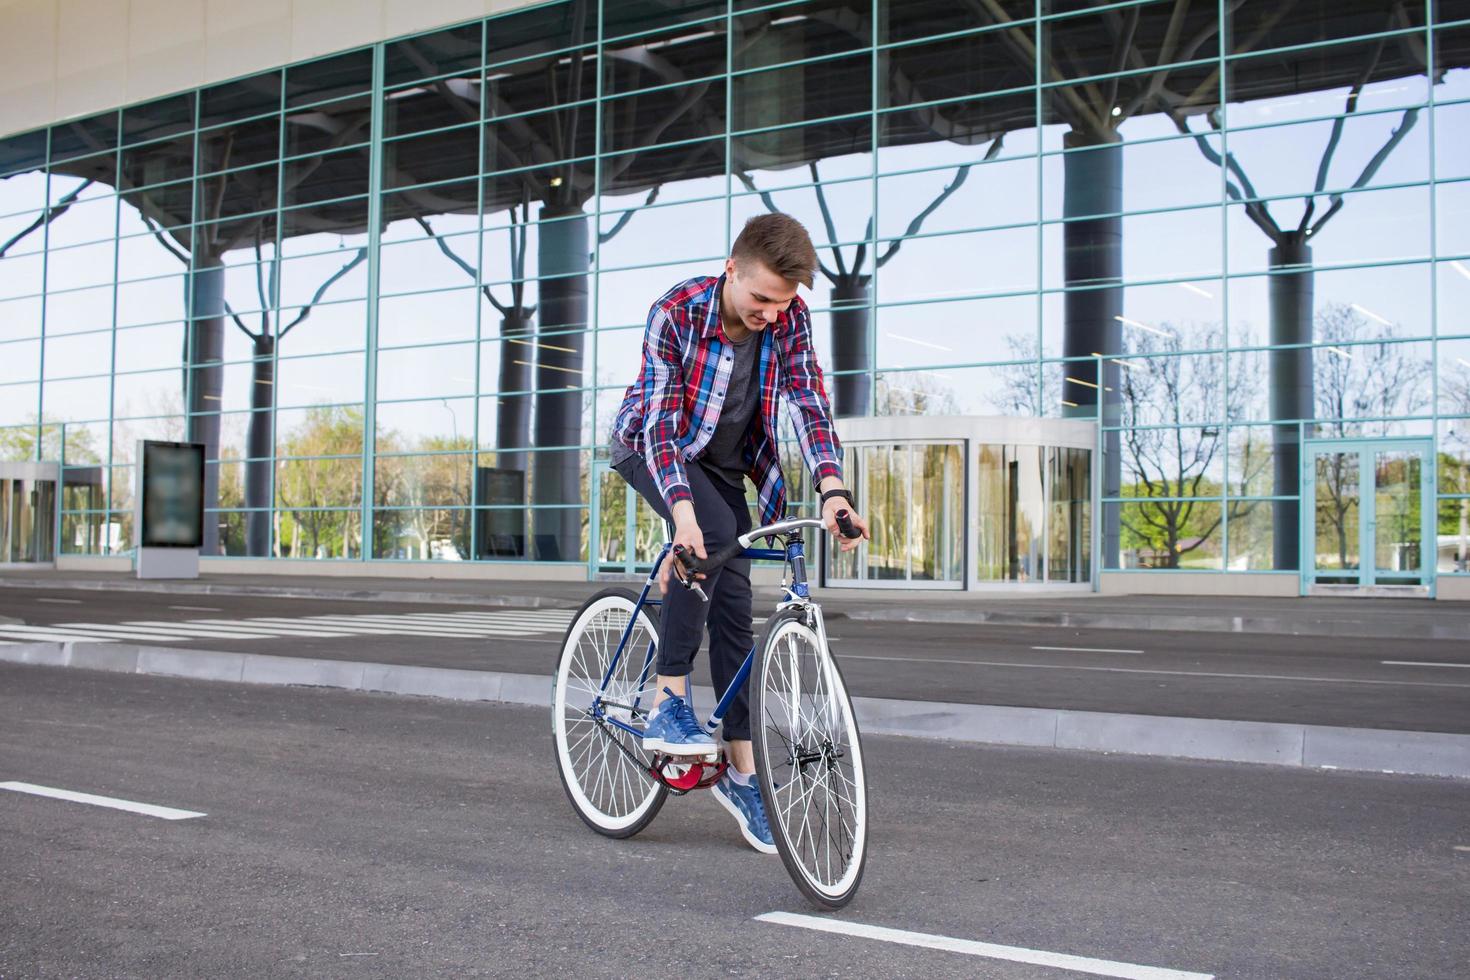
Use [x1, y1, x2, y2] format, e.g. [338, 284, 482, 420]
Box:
[590, 713, 717, 797]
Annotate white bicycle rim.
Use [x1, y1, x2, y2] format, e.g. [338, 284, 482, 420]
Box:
[758, 618, 868, 901]
[552, 593, 663, 833]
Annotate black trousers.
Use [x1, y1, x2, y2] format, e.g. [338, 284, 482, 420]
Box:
[613, 454, 754, 742]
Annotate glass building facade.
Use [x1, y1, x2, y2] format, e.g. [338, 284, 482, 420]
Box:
[0, 1, 1468, 592]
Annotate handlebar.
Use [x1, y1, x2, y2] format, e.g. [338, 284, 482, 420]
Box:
[671, 510, 862, 600]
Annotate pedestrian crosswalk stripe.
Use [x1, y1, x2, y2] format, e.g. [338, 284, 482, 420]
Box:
[6, 608, 579, 646]
[0, 626, 120, 642]
[296, 616, 543, 637]
[238, 617, 489, 637]
[189, 619, 365, 637]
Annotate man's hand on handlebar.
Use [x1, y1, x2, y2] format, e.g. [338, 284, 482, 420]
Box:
[821, 495, 870, 553]
[661, 500, 706, 595]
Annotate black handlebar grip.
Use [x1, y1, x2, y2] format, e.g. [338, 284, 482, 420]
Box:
[693, 539, 746, 576]
[834, 509, 861, 539]
[672, 543, 699, 577]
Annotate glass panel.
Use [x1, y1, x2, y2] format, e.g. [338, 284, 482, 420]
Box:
[475, 461, 529, 559]
[595, 465, 627, 568]
[275, 457, 365, 510]
[486, 2, 594, 66]
[276, 509, 361, 559]
[603, 79, 727, 156]
[1314, 450, 1361, 578]
[604, 0, 723, 42]
[275, 404, 366, 458]
[882, 25, 1033, 108]
[384, 23, 483, 88]
[373, 508, 471, 560]
[0, 339, 41, 385]
[864, 444, 909, 580]
[0, 476, 56, 563]
[1226, 498, 1275, 570]
[122, 93, 195, 147]
[286, 49, 373, 108]
[976, 444, 1047, 581]
[1373, 449, 1423, 576]
[604, 18, 724, 96]
[200, 71, 281, 129]
[199, 114, 280, 177]
[1048, 446, 1091, 582]
[912, 443, 964, 582]
[1117, 498, 1224, 570]
[61, 508, 111, 555]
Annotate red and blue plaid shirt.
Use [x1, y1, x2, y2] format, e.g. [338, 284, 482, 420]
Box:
[612, 275, 844, 527]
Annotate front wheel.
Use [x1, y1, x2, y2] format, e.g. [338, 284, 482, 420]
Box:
[552, 588, 667, 838]
[752, 607, 869, 909]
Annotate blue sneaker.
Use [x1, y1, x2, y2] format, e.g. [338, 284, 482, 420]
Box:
[641, 690, 716, 756]
[712, 772, 778, 854]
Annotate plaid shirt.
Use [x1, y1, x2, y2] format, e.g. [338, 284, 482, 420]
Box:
[612, 275, 843, 527]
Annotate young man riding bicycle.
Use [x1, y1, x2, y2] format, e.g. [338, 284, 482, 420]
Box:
[608, 213, 870, 854]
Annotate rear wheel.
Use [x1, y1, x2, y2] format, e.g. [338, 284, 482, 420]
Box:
[752, 607, 868, 909]
[552, 588, 667, 838]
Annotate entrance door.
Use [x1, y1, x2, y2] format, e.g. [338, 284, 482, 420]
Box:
[0, 465, 58, 565]
[1302, 439, 1435, 594]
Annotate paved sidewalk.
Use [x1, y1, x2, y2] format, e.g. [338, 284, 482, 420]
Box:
[4, 567, 1470, 639]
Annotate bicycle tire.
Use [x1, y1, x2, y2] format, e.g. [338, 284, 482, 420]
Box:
[552, 587, 668, 838]
[752, 606, 869, 909]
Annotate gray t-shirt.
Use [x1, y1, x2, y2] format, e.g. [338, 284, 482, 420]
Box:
[699, 331, 761, 488]
[609, 330, 762, 488]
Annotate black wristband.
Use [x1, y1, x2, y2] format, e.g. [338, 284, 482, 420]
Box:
[820, 488, 854, 509]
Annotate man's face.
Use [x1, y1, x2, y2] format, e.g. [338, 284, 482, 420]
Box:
[723, 258, 800, 333]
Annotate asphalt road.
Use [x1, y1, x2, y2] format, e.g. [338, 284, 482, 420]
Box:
[1, 665, 1466, 979]
[1, 588, 1467, 733]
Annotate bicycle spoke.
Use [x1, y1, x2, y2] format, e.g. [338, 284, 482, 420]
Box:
[756, 616, 866, 901]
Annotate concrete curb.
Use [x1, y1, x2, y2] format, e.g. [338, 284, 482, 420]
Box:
[4, 641, 1467, 780]
[841, 607, 1470, 641]
[0, 576, 582, 610]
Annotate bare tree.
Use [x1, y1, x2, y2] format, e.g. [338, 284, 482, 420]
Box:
[1308, 303, 1431, 570]
[1165, 2, 1429, 568]
[1115, 321, 1252, 567]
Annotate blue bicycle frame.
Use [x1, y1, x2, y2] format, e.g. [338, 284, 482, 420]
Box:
[589, 520, 821, 742]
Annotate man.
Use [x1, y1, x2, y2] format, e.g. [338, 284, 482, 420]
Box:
[609, 213, 869, 854]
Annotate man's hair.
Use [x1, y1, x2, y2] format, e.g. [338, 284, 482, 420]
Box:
[730, 214, 817, 289]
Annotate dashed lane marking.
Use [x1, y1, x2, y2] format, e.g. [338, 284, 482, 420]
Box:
[0, 781, 205, 821]
[755, 911, 1213, 980]
[1034, 645, 1144, 655]
[836, 654, 1470, 689]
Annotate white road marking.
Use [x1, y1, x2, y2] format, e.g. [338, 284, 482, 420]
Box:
[261, 620, 492, 638]
[1381, 660, 1470, 669]
[296, 615, 542, 637]
[0, 781, 205, 821]
[755, 912, 1213, 980]
[169, 605, 221, 612]
[0, 608, 581, 646]
[182, 620, 364, 638]
[35, 598, 82, 604]
[33, 623, 219, 642]
[1034, 645, 1144, 655]
[62, 622, 286, 641]
[1454, 845, 1470, 853]
[837, 654, 1470, 689]
[0, 626, 118, 643]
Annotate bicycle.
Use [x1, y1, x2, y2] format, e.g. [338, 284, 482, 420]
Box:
[551, 510, 868, 909]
